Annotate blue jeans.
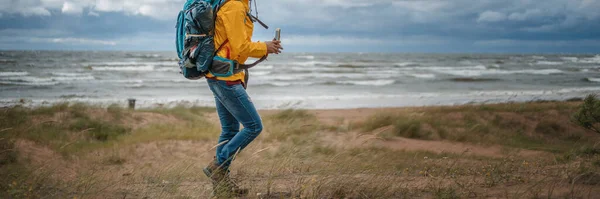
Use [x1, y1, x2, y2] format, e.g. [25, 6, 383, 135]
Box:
[207, 79, 263, 169]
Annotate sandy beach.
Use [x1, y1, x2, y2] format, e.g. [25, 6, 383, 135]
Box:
[2, 100, 600, 198]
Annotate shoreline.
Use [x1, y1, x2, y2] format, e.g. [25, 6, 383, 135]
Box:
[0, 95, 586, 110]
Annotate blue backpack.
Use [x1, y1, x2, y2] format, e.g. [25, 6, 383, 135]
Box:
[176, 0, 269, 82]
[176, 0, 228, 80]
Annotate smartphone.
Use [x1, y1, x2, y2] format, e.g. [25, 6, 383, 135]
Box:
[275, 28, 281, 41]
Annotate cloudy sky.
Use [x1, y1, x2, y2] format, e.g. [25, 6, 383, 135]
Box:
[0, 0, 599, 53]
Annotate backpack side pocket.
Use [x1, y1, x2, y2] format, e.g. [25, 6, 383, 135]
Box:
[210, 56, 235, 77]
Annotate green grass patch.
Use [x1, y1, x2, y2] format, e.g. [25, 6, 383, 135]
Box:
[356, 102, 593, 153]
[262, 109, 320, 142]
[139, 106, 215, 121]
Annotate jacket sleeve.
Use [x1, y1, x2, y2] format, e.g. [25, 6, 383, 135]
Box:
[220, 2, 268, 60]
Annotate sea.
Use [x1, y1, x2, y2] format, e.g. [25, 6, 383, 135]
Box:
[1, 51, 600, 109]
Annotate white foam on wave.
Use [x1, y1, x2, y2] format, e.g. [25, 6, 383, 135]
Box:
[578, 55, 600, 64]
[290, 61, 335, 67]
[395, 62, 419, 67]
[535, 61, 563, 65]
[409, 74, 436, 79]
[51, 72, 91, 77]
[288, 66, 356, 72]
[437, 68, 563, 77]
[313, 73, 367, 79]
[0, 72, 29, 77]
[251, 80, 315, 87]
[532, 56, 546, 60]
[0, 80, 59, 86]
[336, 80, 395, 86]
[3, 74, 95, 83]
[52, 76, 95, 81]
[87, 61, 142, 66]
[255, 65, 274, 70]
[0, 76, 61, 86]
[438, 70, 484, 77]
[125, 83, 144, 88]
[155, 67, 180, 72]
[561, 57, 579, 62]
[92, 65, 155, 71]
[3, 76, 53, 83]
[295, 55, 315, 60]
[96, 79, 200, 84]
[587, 78, 600, 82]
[99, 79, 144, 84]
[267, 75, 306, 81]
[518, 69, 563, 75]
[411, 65, 488, 71]
[251, 71, 272, 76]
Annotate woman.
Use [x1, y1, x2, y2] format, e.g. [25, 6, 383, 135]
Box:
[202, 0, 282, 196]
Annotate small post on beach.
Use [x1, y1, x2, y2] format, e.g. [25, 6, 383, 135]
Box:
[128, 98, 136, 110]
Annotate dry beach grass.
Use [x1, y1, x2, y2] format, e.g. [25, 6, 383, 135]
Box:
[1, 101, 600, 198]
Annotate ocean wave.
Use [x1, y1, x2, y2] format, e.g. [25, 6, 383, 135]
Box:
[531, 56, 546, 60]
[126, 53, 161, 58]
[159, 58, 180, 62]
[96, 79, 202, 85]
[409, 74, 436, 79]
[336, 80, 395, 86]
[535, 61, 563, 65]
[585, 78, 600, 82]
[290, 61, 335, 67]
[0, 80, 59, 86]
[519, 69, 563, 75]
[98, 79, 144, 84]
[3, 75, 94, 83]
[0, 59, 17, 63]
[266, 75, 307, 81]
[287, 66, 356, 73]
[450, 78, 500, 82]
[52, 76, 95, 81]
[313, 73, 368, 79]
[263, 73, 367, 80]
[125, 83, 145, 88]
[395, 62, 420, 67]
[560, 57, 579, 62]
[251, 80, 315, 87]
[92, 65, 155, 71]
[255, 65, 274, 70]
[0, 76, 59, 86]
[0, 72, 29, 77]
[155, 67, 180, 72]
[86, 61, 175, 67]
[51, 72, 91, 77]
[337, 64, 371, 68]
[295, 55, 315, 60]
[578, 55, 600, 64]
[437, 68, 563, 77]
[2, 76, 53, 83]
[411, 65, 488, 71]
[251, 71, 272, 76]
[87, 61, 144, 66]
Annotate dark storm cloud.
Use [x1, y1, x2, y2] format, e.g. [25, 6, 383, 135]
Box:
[0, 0, 599, 53]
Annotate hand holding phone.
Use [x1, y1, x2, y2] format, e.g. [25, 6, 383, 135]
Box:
[267, 28, 283, 54]
[274, 28, 281, 41]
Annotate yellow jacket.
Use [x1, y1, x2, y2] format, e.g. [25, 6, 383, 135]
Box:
[206, 0, 268, 82]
